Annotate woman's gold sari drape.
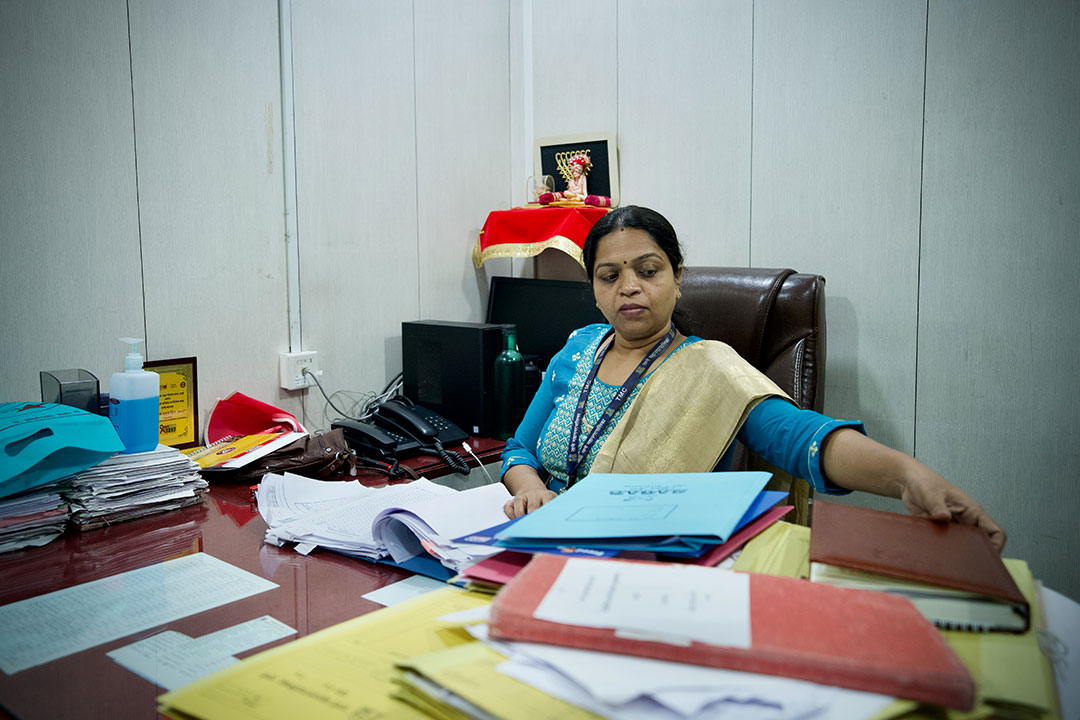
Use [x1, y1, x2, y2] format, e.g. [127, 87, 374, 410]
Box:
[589, 340, 811, 525]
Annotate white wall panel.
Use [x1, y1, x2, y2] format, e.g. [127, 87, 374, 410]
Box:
[0, 0, 142, 403]
[505, 0, 529, 279]
[414, 0, 512, 323]
[290, 1, 419, 428]
[128, 0, 291, 430]
[617, 0, 753, 266]
[530, 0, 617, 140]
[751, 0, 927, 475]
[918, 0, 1080, 599]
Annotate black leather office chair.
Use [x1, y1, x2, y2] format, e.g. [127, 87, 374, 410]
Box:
[678, 267, 827, 525]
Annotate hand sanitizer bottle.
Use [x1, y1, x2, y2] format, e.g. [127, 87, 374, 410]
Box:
[109, 337, 160, 454]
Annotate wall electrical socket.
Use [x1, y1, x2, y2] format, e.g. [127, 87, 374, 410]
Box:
[279, 350, 320, 390]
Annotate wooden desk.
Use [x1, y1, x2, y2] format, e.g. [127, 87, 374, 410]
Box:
[0, 436, 505, 719]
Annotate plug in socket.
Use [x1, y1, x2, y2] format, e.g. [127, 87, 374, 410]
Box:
[279, 351, 320, 390]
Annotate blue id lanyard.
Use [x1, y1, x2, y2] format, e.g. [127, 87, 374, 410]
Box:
[565, 324, 677, 487]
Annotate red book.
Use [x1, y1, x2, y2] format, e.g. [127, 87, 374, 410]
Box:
[489, 554, 975, 710]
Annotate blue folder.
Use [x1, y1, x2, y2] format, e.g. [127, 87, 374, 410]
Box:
[492, 472, 773, 549]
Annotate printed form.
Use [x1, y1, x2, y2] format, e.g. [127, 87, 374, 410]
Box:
[0, 552, 277, 674]
[108, 615, 295, 690]
[533, 558, 752, 648]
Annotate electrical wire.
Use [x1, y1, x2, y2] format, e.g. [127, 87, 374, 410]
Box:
[304, 367, 403, 425]
[462, 442, 494, 484]
[355, 454, 419, 481]
[416, 443, 471, 476]
[304, 368, 467, 476]
[302, 367, 360, 420]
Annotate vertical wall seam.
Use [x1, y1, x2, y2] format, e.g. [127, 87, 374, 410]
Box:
[125, 0, 149, 348]
[507, 2, 513, 213]
[913, 0, 930, 457]
[615, 0, 619, 148]
[521, 0, 534, 278]
[748, 0, 755, 267]
[412, 0, 422, 313]
[279, 0, 303, 353]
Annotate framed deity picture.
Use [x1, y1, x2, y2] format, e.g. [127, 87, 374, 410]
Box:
[535, 131, 620, 207]
[144, 357, 199, 449]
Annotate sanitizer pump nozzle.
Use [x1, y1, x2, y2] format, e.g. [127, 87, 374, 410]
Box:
[118, 337, 145, 372]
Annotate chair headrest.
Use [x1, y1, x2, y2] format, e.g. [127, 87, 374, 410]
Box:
[677, 266, 826, 411]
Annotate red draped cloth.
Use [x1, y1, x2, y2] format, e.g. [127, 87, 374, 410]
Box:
[472, 206, 610, 268]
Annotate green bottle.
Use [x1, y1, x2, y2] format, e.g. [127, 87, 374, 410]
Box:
[493, 327, 525, 440]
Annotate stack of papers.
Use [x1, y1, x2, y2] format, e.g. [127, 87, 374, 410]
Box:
[63, 445, 207, 530]
[446, 621, 897, 720]
[257, 473, 511, 574]
[0, 482, 69, 552]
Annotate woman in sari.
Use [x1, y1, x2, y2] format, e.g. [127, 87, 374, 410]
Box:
[500, 205, 1005, 552]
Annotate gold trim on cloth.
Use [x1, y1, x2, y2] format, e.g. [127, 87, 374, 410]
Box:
[591, 340, 791, 475]
[472, 234, 585, 269]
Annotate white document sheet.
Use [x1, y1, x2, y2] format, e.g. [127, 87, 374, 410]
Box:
[498, 653, 893, 720]
[533, 559, 752, 648]
[371, 481, 511, 565]
[0, 552, 278, 674]
[107, 615, 295, 690]
[467, 624, 894, 720]
[1041, 584, 1080, 720]
[377, 481, 511, 541]
[266, 479, 457, 557]
[362, 576, 450, 607]
[256, 472, 375, 527]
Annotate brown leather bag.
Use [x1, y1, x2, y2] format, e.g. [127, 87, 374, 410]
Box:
[216, 429, 358, 484]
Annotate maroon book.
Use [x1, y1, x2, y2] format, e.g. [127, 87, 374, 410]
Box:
[809, 499, 1028, 633]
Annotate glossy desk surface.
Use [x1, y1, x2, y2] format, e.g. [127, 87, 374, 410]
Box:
[0, 437, 505, 720]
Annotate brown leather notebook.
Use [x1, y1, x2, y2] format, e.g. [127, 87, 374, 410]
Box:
[808, 499, 1029, 633]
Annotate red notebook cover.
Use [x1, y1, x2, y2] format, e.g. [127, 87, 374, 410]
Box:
[489, 554, 975, 710]
[809, 499, 1025, 605]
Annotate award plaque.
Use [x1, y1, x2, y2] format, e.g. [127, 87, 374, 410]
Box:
[145, 357, 199, 449]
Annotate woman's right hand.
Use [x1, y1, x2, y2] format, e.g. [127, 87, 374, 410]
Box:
[503, 487, 557, 519]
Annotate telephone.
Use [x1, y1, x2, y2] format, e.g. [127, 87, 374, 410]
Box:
[332, 419, 413, 456]
[373, 397, 468, 449]
[332, 397, 468, 467]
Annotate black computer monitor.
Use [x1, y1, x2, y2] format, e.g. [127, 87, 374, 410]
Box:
[485, 277, 606, 371]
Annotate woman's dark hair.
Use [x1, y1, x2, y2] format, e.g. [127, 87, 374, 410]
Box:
[581, 205, 693, 334]
[582, 205, 684, 280]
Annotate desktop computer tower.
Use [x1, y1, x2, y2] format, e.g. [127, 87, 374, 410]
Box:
[401, 320, 506, 437]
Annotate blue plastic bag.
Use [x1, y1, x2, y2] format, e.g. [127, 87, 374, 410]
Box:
[0, 402, 124, 499]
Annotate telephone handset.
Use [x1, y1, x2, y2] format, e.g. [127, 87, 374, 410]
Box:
[373, 397, 468, 449]
[331, 419, 417, 455]
[333, 397, 468, 465]
[363, 397, 471, 474]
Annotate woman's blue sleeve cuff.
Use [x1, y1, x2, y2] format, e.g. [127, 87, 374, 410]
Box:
[738, 396, 865, 495]
[805, 418, 865, 494]
[499, 438, 543, 480]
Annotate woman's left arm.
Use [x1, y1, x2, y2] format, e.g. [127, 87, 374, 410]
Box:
[821, 428, 1006, 552]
